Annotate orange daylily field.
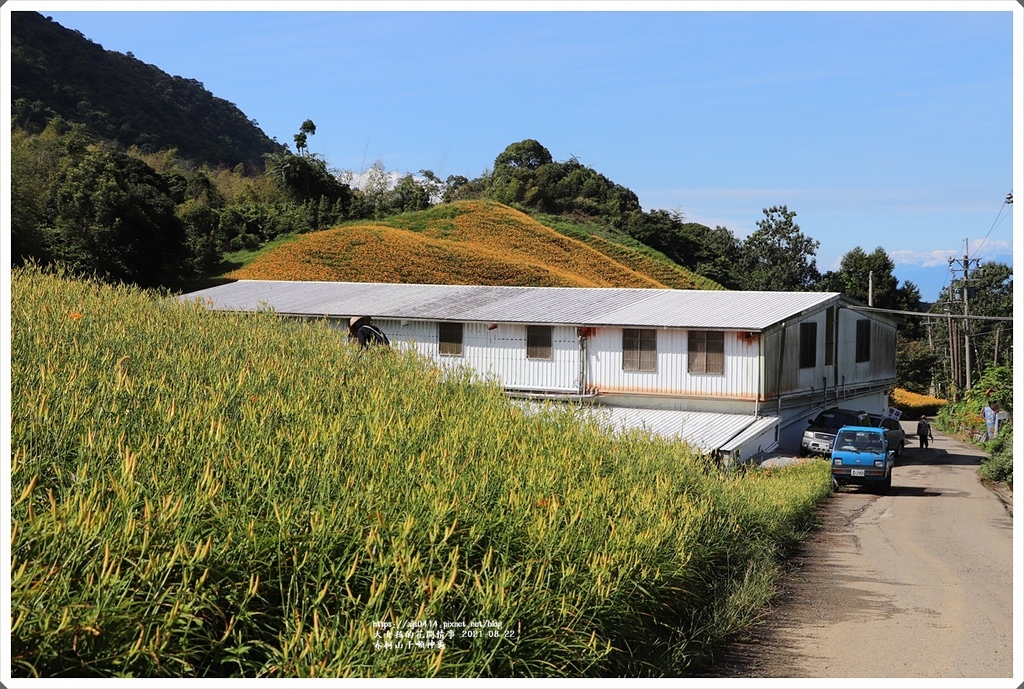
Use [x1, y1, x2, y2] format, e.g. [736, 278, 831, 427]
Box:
[227, 200, 717, 289]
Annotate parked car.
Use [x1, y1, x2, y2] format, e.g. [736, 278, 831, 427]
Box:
[867, 413, 906, 457]
[800, 407, 871, 457]
[831, 425, 894, 493]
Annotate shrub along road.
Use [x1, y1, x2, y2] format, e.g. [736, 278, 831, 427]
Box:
[707, 422, 1016, 680]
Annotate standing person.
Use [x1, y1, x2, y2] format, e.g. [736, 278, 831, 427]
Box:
[983, 399, 1000, 441]
[348, 316, 390, 348]
[917, 416, 933, 449]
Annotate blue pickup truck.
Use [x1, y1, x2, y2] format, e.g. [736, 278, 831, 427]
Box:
[830, 425, 894, 493]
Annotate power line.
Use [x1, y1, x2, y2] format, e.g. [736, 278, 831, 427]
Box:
[844, 304, 1012, 322]
[969, 190, 1013, 261]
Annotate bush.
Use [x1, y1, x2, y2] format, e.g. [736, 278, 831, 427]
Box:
[980, 428, 1013, 487]
[890, 388, 946, 419]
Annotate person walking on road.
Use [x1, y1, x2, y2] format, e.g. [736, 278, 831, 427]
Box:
[917, 416, 934, 449]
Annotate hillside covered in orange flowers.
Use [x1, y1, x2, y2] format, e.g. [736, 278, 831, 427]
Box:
[226, 200, 722, 289]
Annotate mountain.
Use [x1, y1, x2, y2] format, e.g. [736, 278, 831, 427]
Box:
[10, 11, 285, 170]
[225, 200, 723, 290]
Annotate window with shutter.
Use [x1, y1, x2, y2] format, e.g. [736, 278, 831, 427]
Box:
[688, 330, 724, 374]
[439, 322, 464, 356]
[855, 319, 871, 362]
[527, 325, 552, 359]
[623, 328, 656, 371]
[799, 322, 817, 369]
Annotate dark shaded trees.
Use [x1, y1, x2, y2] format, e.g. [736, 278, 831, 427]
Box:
[921, 261, 1012, 400]
[12, 12, 284, 169]
[819, 246, 924, 340]
[895, 334, 940, 394]
[485, 140, 641, 225]
[263, 150, 351, 212]
[819, 246, 921, 310]
[44, 149, 189, 288]
[9, 118, 93, 265]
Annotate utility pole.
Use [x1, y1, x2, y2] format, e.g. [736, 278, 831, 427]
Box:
[926, 317, 937, 397]
[949, 241, 980, 393]
[949, 316, 959, 398]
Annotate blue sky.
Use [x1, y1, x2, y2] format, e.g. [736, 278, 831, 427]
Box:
[20, 1, 1022, 300]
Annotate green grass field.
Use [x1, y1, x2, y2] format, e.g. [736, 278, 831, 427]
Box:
[9, 266, 832, 678]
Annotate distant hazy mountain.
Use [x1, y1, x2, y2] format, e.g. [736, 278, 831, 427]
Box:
[11, 11, 286, 170]
[894, 251, 1012, 305]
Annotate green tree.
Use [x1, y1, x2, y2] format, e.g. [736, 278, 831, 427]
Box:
[819, 246, 920, 307]
[738, 205, 821, 291]
[10, 118, 95, 265]
[360, 159, 393, 219]
[489, 139, 554, 208]
[44, 149, 188, 288]
[929, 261, 1012, 399]
[691, 224, 743, 289]
[895, 333, 939, 394]
[263, 150, 350, 208]
[624, 209, 692, 264]
[293, 119, 316, 156]
[388, 174, 432, 214]
[819, 245, 923, 338]
[176, 198, 221, 274]
[442, 174, 470, 203]
[958, 261, 1011, 369]
[493, 138, 553, 172]
[418, 169, 444, 205]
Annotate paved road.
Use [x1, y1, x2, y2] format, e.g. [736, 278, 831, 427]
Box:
[708, 422, 1017, 681]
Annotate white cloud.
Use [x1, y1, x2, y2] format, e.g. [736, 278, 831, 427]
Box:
[338, 169, 404, 192]
[888, 239, 1012, 267]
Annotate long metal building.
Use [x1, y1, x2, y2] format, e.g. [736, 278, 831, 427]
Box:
[181, 280, 897, 462]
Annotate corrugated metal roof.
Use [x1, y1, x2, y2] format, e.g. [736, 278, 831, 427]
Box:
[523, 402, 779, 455]
[590, 407, 778, 454]
[181, 280, 842, 331]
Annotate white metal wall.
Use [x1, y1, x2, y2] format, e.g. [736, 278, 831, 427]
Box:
[338, 316, 889, 405]
[376, 320, 581, 392]
[586, 327, 761, 398]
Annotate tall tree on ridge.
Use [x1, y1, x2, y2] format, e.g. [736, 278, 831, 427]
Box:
[738, 205, 821, 291]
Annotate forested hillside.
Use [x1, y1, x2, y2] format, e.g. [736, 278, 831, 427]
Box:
[11, 11, 284, 169]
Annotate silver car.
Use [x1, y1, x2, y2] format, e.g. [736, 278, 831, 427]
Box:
[800, 407, 871, 457]
[867, 413, 906, 457]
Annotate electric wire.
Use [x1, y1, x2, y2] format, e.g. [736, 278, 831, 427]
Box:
[968, 189, 1013, 261]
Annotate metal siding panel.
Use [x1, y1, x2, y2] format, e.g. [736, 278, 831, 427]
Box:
[587, 327, 759, 397]
[830, 309, 897, 389]
[763, 328, 782, 399]
[791, 311, 831, 394]
[873, 319, 897, 379]
[397, 322, 579, 392]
